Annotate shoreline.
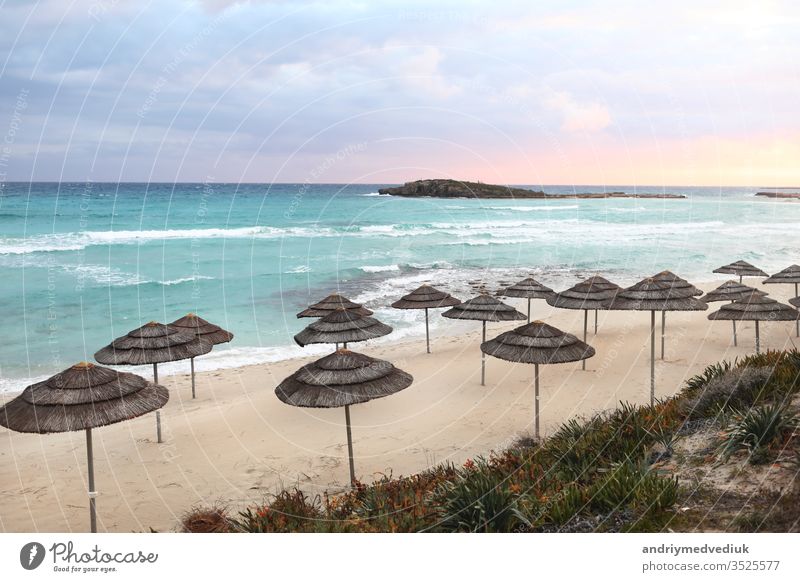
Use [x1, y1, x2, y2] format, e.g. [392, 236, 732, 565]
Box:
[3, 279, 799, 532]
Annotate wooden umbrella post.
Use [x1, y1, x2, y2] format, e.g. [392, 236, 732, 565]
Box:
[650, 310, 655, 406]
[582, 310, 588, 371]
[527, 298, 531, 323]
[594, 309, 598, 334]
[86, 428, 97, 533]
[534, 363, 540, 440]
[755, 320, 760, 354]
[424, 308, 430, 354]
[344, 405, 356, 487]
[190, 357, 196, 399]
[153, 363, 162, 444]
[732, 320, 738, 346]
[481, 321, 487, 386]
[661, 311, 666, 360]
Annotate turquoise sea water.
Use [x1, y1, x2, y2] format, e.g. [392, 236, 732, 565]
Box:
[1, 182, 798, 391]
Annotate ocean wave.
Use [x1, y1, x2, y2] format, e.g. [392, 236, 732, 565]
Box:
[62, 263, 214, 287]
[359, 192, 388, 197]
[4, 218, 798, 256]
[361, 264, 401, 273]
[285, 265, 312, 274]
[0, 344, 332, 394]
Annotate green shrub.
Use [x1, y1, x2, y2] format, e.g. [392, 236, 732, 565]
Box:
[435, 464, 525, 532]
[542, 484, 587, 526]
[683, 361, 733, 398]
[229, 489, 323, 532]
[682, 367, 773, 420]
[718, 401, 799, 465]
[589, 459, 679, 515]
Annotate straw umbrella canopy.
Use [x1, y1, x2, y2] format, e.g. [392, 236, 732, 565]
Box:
[297, 293, 372, 318]
[546, 276, 620, 370]
[170, 313, 234, 399]
[497, 277, 554, 323]
[605, 278, 708, 404]
[791, 297, 800, 309]
[391, 284, 460, 354]
[294, 308, 392, 349]
[0, 362, 168, 532]
[481, 321, 594, 439]
[442, 294, 526, 386]
[651, 271, 703, 360]
[702, 281, 766, 346]
[94, 322, 212, 443]
[275, 349, 413, 485]
[708, 291, 799, 354]
[713, 260, 768, 283]
[763, 265, 800, 337]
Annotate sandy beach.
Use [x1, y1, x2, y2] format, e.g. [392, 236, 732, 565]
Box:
[1, 279, 798, 533]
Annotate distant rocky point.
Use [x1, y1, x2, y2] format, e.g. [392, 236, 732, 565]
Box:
[378, 179, 686, 199]
[756, 191, 800, 199]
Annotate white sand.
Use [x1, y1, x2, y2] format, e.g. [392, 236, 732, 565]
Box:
[1, 280, 797, 532]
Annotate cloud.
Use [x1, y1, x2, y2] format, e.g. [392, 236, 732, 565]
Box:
[544, 89, 611, 132]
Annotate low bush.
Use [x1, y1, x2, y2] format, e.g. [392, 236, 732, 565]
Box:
[717, 401, 799, 465]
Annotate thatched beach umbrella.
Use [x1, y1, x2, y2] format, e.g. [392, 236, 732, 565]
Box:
[708, 292, 799, 354]
[481, 321, 594, 439]
[791, 297, 800, 309]
[442, 294, 526, 386]
[546, 276, 620, 370]
[606, 278, 707, 404]
[0, 362, 168, 532]
[294, 308, 392, 349]
[498, 277, 553, 323]
[702, 281, 766, 346]
[170, 313, 234, 399]
[763, 265, 800, 337]
[297, 294, 372, 318]
[94, 322, 212, 443]
[652, 271, 703, 360]
[713, 260, 768, 284]
[275, 349, 413, 485]
[391, 284, 460, 353]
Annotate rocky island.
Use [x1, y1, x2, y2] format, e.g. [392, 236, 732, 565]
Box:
[378, 179, 686, 199]
[756, 191, 800, 200]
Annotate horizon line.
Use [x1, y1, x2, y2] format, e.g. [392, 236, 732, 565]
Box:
[2, 180, 793, 189]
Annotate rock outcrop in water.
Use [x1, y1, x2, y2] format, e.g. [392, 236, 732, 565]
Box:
[378, 179, 686, 199]
[756, 191, 800, 199]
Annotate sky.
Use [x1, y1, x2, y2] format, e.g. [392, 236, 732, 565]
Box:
[0, 0, 798, 186]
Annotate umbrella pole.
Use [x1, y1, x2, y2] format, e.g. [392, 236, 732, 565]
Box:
[755, 320, 760, 354]
[739, 274, 743, 284]
[481, 321, 486, 386]
[661, 311, 666, 360]
[650, 310, 655, 406]
[534, 363, 540, 440]
[732, 320, 737, 347]
[344, 405, 356, 487]
[527, 298, 531, 323]
[425, 308, 430, 354]
[153, 363, 162, 444]
[582, 310, 587, 371]
[594, 309, 598, 334]
[86, 428, 97, 533]
[335, 343, 339, 350]
[190, 357, 196, 399]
